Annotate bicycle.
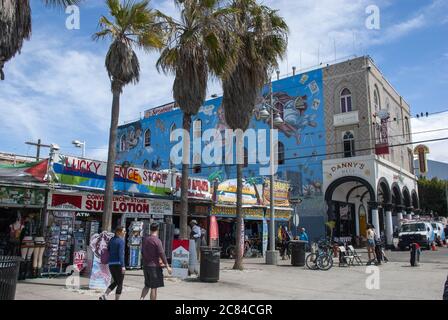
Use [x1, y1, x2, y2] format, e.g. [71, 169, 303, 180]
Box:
[306, 238, 334, 271]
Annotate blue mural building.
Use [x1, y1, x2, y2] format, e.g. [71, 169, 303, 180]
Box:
[117, 69, 327, 239]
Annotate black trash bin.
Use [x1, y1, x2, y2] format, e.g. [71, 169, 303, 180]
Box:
[199, 247, 220, 282]
[0, 256, 22, 300]
[290, 240, 307, 267]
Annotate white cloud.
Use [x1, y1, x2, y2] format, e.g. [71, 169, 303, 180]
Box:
[411, 112, 448, 163]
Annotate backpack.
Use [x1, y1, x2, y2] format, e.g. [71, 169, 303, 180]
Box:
[100, 240, 111, 264]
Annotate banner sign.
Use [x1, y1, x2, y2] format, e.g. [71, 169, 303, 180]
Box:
[0, 186, 46, 207]
[52, 155, 171, 195]
[262, 179, 290, 207]
[210, 206, 264, 220]
[89, 231, 114, 290]
[174, 174, 212, 200]
[216, 179, 259, 205]
[48, 192, 173, 216]
[172, 240, 189, 279]
[262, 218, 268, 256]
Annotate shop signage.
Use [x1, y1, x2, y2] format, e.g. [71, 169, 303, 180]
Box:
[172, 240, 189, 279]
[48, 192, 173, 216]
[52, 155, 172, 196]
[211, 206, 264, 220]
[265, 210, 292, 221]
[414, 145, 430, 175]
[144, 102, 177, 118]
[324, 160, 372, 182]
[174, 175, 212, 200]
[0, 186, 46, 207]
[73, 250, 87, 272]
[216, 179, 259, 205]
[262, 179, 290, 207]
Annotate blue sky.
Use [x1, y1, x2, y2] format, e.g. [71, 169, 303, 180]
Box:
[0, 0, 447, 161]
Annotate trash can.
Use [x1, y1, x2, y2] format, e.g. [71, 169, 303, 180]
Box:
[0, 256, 22, 300]
[199, 247, 221, 282]
[290, 240, 307, 267]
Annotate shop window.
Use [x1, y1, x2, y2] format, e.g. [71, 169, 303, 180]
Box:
[144, 129, 151, 147]
[373, 86, 381, 113]
[343, 131, 355, 158]
[340, 88, 352, 113]
[278, 142, 285, 165]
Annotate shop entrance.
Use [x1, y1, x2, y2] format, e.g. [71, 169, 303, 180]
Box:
[324, 176, 376, 244]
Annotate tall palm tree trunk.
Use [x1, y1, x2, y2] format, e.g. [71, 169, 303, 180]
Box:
[180, 113, 191, 240]
[233, 163, 244, 270]
[102, 82, 121, 232]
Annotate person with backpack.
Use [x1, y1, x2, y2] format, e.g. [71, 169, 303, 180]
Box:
[99, 226, 126, 300]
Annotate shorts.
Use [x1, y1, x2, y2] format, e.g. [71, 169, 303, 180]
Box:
[143, 266, 164, 289]
[367, 239, 375, 248]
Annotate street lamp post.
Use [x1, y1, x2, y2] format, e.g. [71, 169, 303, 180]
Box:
[259, 79, 284, 265]
[72, 140, 86, 158]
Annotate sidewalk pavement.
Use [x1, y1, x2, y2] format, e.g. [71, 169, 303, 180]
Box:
[15, 248, 448, 300]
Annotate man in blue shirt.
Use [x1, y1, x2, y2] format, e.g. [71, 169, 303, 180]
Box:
[299, 228, 309, 242]
[100, 226, 126, 300]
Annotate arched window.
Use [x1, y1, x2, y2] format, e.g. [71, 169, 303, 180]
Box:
[170, 123, 177, 134]
[343, 131, 355, 158]
[340, 88, 352, 113]
[144, 129, 151, 147]
[278, 142, 285, 165]
[143, 160, 150, 169]
[404, 117, 410, 139]
[373, 86, 381, 113]
[120, 135, 126, 152]
[243, 148, 249, 168]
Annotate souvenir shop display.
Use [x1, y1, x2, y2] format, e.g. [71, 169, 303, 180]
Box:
[8, 213, 23, 256]
[42, 211, 75, 276]
[73, 222, 87, 272]
[127, 221, 144, 269]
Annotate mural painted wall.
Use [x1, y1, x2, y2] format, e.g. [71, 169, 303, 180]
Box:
[117, 69, 326, 217]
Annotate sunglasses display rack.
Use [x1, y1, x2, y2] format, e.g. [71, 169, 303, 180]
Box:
[41, 211, 75, 277]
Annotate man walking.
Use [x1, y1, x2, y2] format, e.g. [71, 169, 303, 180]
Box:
[140, 223, 172, 300]
[100, 226, 126, 300]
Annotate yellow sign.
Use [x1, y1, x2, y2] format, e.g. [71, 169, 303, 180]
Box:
[211, 206, 264, 220]
[263, 180, 290, 207]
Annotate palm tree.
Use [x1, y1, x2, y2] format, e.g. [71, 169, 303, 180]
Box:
[221, 0, 288, 270]
[94, 0, 164, 232]
[156, 0, 231, 240]
[0, 0, 81, 80]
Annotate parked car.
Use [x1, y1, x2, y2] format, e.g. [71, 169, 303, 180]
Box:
[431, 222, 446, 244]
[398, 222, 435, 250]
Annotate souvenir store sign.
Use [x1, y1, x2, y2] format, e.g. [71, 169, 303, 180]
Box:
[48, 192, 173, 216]
[0, 186, 46, 207]
[173, 174, 212, 201]
[52, 154, 172, 195]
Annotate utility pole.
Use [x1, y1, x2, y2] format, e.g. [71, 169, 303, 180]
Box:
[25, 139, 52, 161]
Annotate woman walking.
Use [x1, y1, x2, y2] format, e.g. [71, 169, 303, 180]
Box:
[366, 224, 376, 265]
[100, 226, 126, 300]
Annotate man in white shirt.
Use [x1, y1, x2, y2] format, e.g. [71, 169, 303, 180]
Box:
[190, 220, 202, 260]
